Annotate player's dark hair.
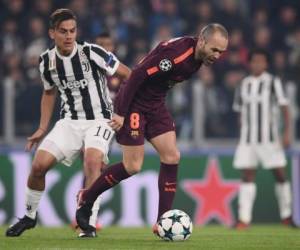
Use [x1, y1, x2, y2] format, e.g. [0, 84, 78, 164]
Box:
[49, 8, 77, 29]
[95, 31, 111, 39]
[248, 48, 271, 64]
[200, 23, 228, 40]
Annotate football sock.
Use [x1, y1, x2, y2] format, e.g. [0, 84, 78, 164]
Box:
[89, 196, 101, 228]
[238, 182, 256, 224]
[157, 162, 178, 221]
[275, 182, 292, 219]
[83, 162, 131, 204]
[25, 187, 43, 219]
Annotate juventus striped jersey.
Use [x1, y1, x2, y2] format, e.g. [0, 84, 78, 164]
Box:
[233, 72, 288, 144]
[39, 41, 120, 120]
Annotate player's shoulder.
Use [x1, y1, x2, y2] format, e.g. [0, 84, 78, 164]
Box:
[160, 36, 196, 51]
[39, 46, 55, 63]
[153, 36, 196, 62]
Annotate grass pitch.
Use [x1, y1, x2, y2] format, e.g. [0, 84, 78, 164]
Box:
[0, 225, 299, 250]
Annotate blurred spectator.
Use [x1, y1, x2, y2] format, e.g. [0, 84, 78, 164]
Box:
[192, 67, 224, 138]
[216, 0, 248, 31]
[252, 25, 272, 52]
[273, 5, 298, 49]
[1, 18, 23, 56]
[151, 24, 173, 48]
[149, 0, 186, 39]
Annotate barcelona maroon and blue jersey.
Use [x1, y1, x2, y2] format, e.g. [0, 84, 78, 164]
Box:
[114, 36, 202, 116]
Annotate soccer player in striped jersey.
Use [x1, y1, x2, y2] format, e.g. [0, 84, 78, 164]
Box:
[6, 9, 131, 237]
[73, 32, 121, 234]
[76, 23, 228, 234]
[233, 49, 294, 229]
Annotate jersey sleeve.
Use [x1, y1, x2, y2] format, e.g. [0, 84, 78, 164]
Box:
[39, 54, 55, 90]
[114, 46, 175, 116]
[273, 77, 289, 106]
[89, 44, 120, 76]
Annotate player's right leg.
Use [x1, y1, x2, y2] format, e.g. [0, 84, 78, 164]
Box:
[236, 169, 256, 229]
[6, 150, 57, 237]
[76, 145, 144, 230]
[233, 144, 258, 229]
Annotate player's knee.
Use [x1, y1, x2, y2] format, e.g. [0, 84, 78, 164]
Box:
[31, 161, 49, 178]
[161, 149, 180, 164]
[123, 157, 143, 175]
[84, 157, 102, 175]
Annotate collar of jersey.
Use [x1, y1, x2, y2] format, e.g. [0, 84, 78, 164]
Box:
[55, 42, 78, 59]
[251, 71, 269, 81]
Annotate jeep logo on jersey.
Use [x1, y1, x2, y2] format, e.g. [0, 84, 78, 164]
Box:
[159, 59, 172, 71]
[61, 79, 88, 89]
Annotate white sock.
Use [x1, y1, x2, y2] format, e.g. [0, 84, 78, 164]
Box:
[89, 196, 101, 228]
[275, 182, 292, 219]
[238, 182, 256, 224]
[25, 187, 43, 219]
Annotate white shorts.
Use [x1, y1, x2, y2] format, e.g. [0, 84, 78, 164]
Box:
[38, 119, 115, 166]
[233, 143, 286, 169]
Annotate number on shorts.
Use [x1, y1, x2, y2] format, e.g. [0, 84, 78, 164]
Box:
[130, 113, 140, 129]
[95, 126, 112, 141]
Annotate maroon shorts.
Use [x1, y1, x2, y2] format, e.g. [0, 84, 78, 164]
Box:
[116, 104, 175, 145]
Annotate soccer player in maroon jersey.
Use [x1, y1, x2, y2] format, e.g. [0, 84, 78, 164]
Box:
[76, 23, 228, 233]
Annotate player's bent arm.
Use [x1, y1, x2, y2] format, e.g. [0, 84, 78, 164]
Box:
[39, 88, 57, 132]
[115, 63, 131, 80]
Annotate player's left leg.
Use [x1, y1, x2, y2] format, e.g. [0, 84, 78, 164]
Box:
[76, 145, 144, 230]
[150, 131, 180, 222]
[272, 167, 293, 225]
[78, 148, 104, 237]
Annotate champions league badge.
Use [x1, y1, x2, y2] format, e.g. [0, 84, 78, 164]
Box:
[159, 59, 172, 71]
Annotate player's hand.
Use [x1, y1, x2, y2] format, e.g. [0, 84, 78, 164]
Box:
[282, 131, 291, 149]
[25, 128, 47, 152]
[108, 114, 124, 131]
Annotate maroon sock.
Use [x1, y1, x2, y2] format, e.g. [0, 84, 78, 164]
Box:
[83, 162, 131, 203]
[157, 162, 178, 221]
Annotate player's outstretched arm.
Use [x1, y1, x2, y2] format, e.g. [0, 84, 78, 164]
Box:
[25, 88, 57, 151]
[115, 63, 131, 80]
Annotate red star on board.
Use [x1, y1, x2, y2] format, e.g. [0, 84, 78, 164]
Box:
[182, 158, 240, 226]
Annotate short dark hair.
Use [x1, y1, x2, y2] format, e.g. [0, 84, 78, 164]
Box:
[95, 31, 111, 39]
[248, 48, 270, 63]
[49, 8, 77, 29]
[200, 23, 228, 40]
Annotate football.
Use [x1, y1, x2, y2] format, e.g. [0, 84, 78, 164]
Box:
[157, 209, 193, 241]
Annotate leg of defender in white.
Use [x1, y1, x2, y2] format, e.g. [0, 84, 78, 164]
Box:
[275, 182, 292, 219]
[89, 196, 101, 227]
[238, 182, 257, 224]
[25, 187, 43, 219]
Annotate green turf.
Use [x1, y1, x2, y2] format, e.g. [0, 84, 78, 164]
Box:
[0, 225, 299, 250]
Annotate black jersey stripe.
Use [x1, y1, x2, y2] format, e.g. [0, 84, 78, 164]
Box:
[91, 46, 116, 68]
[41, 54, 55, 86]
[257, 82, 263, 143]
[56, 55, 78, 119]
[83, 46, 111, 119]
[71, 51, 95, 120]
[269, 77, 275, 142]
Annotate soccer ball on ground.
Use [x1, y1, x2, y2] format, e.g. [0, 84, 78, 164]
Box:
[157, 209, 193, 241]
